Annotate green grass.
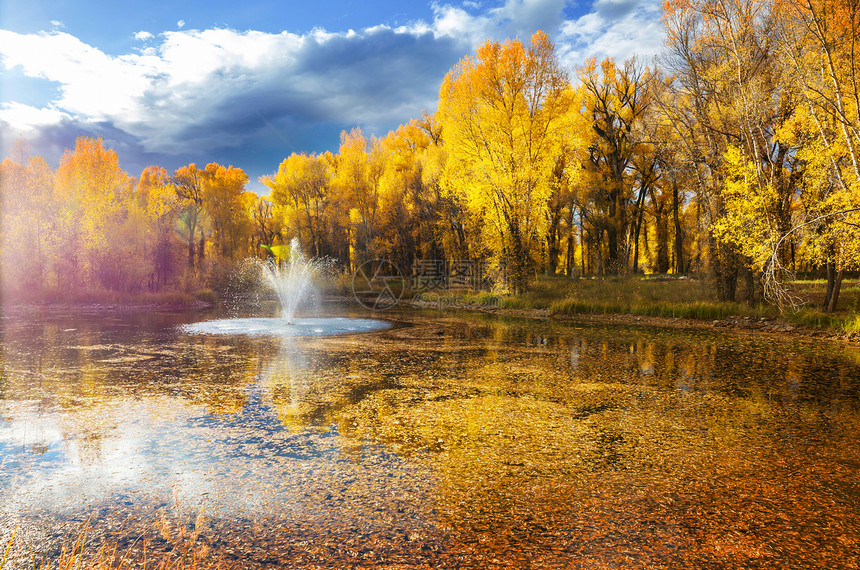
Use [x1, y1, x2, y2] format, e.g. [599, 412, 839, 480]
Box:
[547, 297, 766, 320]
[787, 308, 860, 333]
[414, 274, 860, 334]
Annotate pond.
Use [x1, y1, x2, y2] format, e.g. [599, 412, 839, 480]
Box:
[1, 304, 859, 568]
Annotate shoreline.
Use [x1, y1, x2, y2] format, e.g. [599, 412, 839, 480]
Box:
[407, 298, 860, 345]
[0, 298, 215, 317]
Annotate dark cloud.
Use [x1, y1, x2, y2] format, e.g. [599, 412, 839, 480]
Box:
[594, 0, 640, 20]
[490, 0, 568, 37]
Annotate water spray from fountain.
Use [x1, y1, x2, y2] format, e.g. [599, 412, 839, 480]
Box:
[259, 238, 317, 324]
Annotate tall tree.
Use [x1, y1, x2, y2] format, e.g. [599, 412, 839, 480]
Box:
[773, 0, 860, 310]
[137, 166, 181, 290]
[0, 150, 54, 295]
[579, 57, 657, 274]
[333, 127, 386, 263]
[172, 164, 207, 271]
[661, 0, 799, 301]
[262, 153, 332, 258]
[54, 137, 135, 290]
[202, 163, 253, 261]
[438, 31, 577, 293]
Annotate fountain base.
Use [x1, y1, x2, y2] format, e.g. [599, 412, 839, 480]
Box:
[181, 317, 389, 337]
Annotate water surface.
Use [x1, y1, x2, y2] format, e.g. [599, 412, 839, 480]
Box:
[1, 305, 859, 568]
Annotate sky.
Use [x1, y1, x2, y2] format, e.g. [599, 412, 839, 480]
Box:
[0, 0, 666, 192]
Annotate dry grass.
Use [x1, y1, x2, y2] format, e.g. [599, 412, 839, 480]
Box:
[2, 495, 224, 570]
[414, 274, 860, 332]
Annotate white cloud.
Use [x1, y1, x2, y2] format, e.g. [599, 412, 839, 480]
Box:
[488, 0, 568, 36]
[177, 20, 186, 29]
[134, 31, 154, 41]
[558, 0, 664, 67]
[0, 30, 156, 126]
[0, 25, 452, 154]
[0, 102, 71, 132]
[50, 20, 64, 29]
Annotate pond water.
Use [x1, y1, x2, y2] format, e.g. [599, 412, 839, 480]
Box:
[1, 304, 860, 568]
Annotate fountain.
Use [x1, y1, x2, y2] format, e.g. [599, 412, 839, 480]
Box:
[260, 238, 316, 324]
[181, 238, 389, 337]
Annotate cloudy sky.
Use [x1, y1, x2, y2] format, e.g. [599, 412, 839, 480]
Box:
[0, 0, 665, 192]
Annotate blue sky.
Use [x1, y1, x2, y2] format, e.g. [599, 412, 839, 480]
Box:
[0, 0, 664, 191]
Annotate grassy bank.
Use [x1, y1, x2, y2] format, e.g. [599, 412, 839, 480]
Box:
[411, 275, 860, 335]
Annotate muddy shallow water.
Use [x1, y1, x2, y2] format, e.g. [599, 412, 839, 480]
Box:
[2, 305, 859, 568]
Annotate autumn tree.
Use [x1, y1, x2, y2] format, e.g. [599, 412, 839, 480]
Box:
[772, 0, 860, 310]
[660, 0, 803, 303]
[251, 196, 282, 253]
[202, 163, 253, 261]
[172, 164, 207, 271]
[262, 153, 333, 258]
[438, 31, 577, 293]
[0, 147, 54, 296]
[333, 127, 387, 265]
[137, 165, 181, 289]
[578, 57, 658, 274]
[54, 137, 136, 291]
[374, 120, 449, 272]
[416, 112, 471, 262]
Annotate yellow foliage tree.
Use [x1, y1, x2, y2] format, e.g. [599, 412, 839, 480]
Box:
[54, 137, 136, 290]
[775, 0, 860, 310]
[437, 31, 577, 292]
[262, 153, 333, 257]
[333, 127, 387, 264]
[172, 164, 207, 271]
[0, 149, 54, 295]
[137, 165, 181, 289]
[202, 163, 253, 261]
[578, 57, 658, 274]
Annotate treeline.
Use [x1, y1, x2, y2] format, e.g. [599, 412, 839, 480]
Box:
[1, 0, 859, 309]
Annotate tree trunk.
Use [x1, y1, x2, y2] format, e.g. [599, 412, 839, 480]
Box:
[547, 220, 560, 275]
[655, 204, 670, 274]
[580, 210, 587, 277]
[712, 237, 738, 302]
[566, 206, 577, 279]
[506, 222, 530, 294]
[198, 230, 205, 268]
[743, 263, 755, 306]
[823, 260, 835, 310]
[827, 269, 844, 313]
[632, 186, 649, 274]
[607, 224, 619, 273]
[187, 238, 195, 270]
[824, 263, 844, 313]
[673, 181, 684, 274]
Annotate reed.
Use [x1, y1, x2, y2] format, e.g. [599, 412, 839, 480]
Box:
[1, 503, 223, 570]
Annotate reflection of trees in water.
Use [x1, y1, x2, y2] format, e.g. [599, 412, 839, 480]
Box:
[327, 320, 860, 568]
[0, 326, 263, 463]
[562, 330, 860, 408]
